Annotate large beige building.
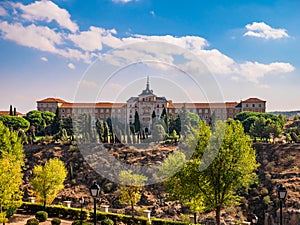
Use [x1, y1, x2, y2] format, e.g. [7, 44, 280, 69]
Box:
[37, 79, 266, 130]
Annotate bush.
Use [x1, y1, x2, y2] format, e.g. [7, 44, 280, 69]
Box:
[102, 217, 114, 225]
[72, 220, 81, 225]
[26, 218, 39, 225]
[35, 211, 48, 222]
[51, 218, 61, 225]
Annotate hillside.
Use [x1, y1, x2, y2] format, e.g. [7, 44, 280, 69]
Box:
[22, 142, 300, 223]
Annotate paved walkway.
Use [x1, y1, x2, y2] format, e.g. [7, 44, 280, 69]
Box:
[8, 214, 73, 225]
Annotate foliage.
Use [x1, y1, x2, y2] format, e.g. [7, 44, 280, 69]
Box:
[26, 218, 40, 225]
[117, 170, 148, 217]
[0, 115, 30, 131]
[152, 123, 166, 142]
[35, 211, 48, 222]
[161, 119, 258, 225]
[31, 158, 67, 207]
[20, 202, 89, 220]
[51, 218, 61, 225]
[21, 203, 188, 225]
[234, 111, 285, 141]
[0, 122, 24, 220]
[101, 217, 114, 225]
[25, 110, 55, 135]
[134, 111, 141, 134]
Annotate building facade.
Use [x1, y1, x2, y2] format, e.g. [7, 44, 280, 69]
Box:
[37, 78, 266, 130]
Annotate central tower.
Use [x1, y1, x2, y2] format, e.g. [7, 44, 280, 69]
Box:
[126, 76, 168, 132]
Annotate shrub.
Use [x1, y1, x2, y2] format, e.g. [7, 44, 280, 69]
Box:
[72, 220, 81, 225]
[51, 218, 61, 225]
[102, 217, 114, 225]
[35, 211, 48, 222]
[26, 218, 39, 225]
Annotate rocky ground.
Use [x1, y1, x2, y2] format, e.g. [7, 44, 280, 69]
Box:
[22, 142, 300, 224]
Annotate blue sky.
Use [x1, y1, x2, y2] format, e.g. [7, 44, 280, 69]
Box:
[0, 0, 299, 113]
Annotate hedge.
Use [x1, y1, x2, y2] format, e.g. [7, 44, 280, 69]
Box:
[20, 203, 189, 225]
[20, 203, 89, 220]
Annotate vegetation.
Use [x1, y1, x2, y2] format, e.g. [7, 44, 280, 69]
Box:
[117, 170, 148, 217]
[234, 111, 284, 141]
[51, 218, 61, 225]
[0, 121, 24, 222]
[0, 114, 30, 131]
[35, 211, 48, 222]
[31, 158, 67, 207]
[26, 218, 40, 225]
[160, 119, 259, 225]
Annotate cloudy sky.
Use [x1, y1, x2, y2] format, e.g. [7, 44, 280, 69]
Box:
[0, 0, 299, 113]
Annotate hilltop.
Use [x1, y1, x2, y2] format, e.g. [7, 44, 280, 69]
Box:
[21, 142, 300, 223]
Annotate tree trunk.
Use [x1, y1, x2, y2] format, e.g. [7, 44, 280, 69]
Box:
[131, 202, 134, 218]
[215, 206, 221, 225]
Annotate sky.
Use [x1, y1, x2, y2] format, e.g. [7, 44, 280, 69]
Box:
[0, 0, 300, 113]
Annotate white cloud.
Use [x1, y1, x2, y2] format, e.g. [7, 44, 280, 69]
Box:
[40, 56, 48, 62]
[13, 0, 78, 32]
[67, 63, 75, 70]
[0, 6, 7, 16]
[244, 22, 289, 40]
[0, 21, 62, 52]
[69, 26, 122, 51]
[238, 61, 295, 83]
[79, 80, 98, 88]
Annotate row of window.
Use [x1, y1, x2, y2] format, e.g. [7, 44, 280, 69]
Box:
[245, 103, 263, 108]
[60, 108, 123, 113]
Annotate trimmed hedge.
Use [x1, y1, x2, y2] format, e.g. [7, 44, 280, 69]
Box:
[20, 203, 189, 225]
[20, 203, 89, 220]
[51, 218, 61, 225]
[35, 211, 48, 222]
[26, 218, 39, 225]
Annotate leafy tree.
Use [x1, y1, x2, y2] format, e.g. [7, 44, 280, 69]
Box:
[161, 119, 258, 225]
[152, 123, 166, 142]
[117, 170, 147, 217]
[0, 122, 24, 223]
[241, 116, 258, 133]
[31, 158, 67, 207]
[0, 115, 30, 131]
[25, 110, 44, 133]
[249, 117, 266, 140]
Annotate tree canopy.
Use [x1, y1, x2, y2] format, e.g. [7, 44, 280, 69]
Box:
[31, 158, 67, 207]
[160, 119, 258, 225]
[117, 170, 147, 217]
[0, 122, 24, 222]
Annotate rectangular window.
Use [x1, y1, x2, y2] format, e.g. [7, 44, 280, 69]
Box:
[252, 104, 255, 107]
[205, 109, 208, 114]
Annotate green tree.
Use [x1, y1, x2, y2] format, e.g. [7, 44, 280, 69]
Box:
[51, 108, 63, 136]
[0, 115, 30, 131]
[0, 122, 24, 223]
[249, 117, 267, 141]
[9, 105, 13, 116]
[152, 123, 166, 142]
[117, 170, 147, 218]
[31, 158, 67, 207]
[134, 111, 141, 135]
[161, 119, 258, 225]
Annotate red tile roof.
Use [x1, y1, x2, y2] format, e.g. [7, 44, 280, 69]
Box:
[167, 102, 239, 109]
[60, 102, 126, 109]
[37, 98, 68, 103]
[242, 98, 266, 103]
[0, 111, 24, 116]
